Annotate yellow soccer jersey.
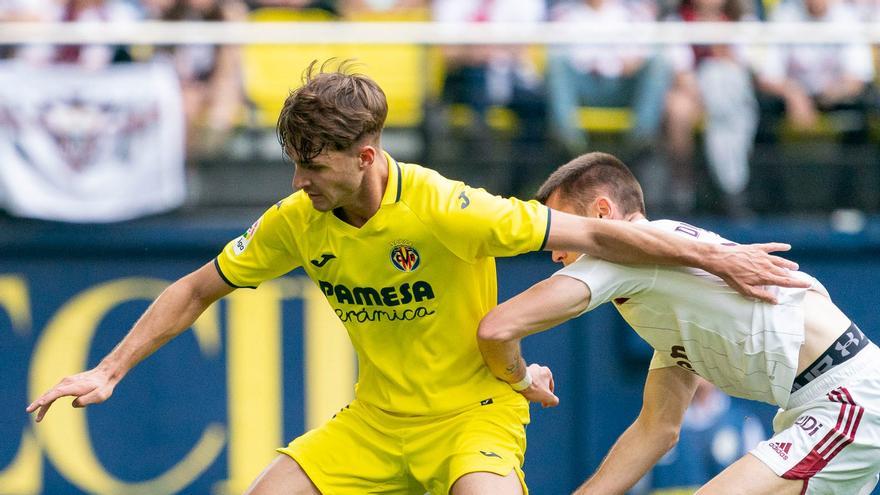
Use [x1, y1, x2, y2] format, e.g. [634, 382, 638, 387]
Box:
[215, 154, 550, 415]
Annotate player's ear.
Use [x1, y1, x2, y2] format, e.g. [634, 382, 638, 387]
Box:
[357, 146, 376, 169]
[596, 197, 613, 219]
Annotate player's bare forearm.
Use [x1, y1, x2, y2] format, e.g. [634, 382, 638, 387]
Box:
[546, 211, 707, 266]
[477, 333, 560, 408]
[478, 334, 528, 383]
[478, 275, 591, 383]
[477, 302, 531, 384]
[545, 211, 810, 303]
[99, 264, 232, 380]
[477, 276, 585, 408]
[26, 262, 232, 422]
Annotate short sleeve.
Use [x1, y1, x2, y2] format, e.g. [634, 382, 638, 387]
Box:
[214, 204, 302, 288]
[554, 255, 656, 313]
[415, 175, 550, 262]
[649, 350, 678, 370]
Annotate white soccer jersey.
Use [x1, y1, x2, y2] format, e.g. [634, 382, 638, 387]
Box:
[556, 219, 827, 408]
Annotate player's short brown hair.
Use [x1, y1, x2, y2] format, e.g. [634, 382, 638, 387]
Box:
[277, 59, 388, 162]
[535, 152, 646, 216]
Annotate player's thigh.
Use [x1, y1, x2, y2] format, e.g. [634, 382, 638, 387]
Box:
[696, 453, 803, 495]
[281, 401, 414, 494]
[750, 368, 880, 494]
[244, 455, 320, 495]
[450, 469, 522, 495]
[409, 394, 529, 494]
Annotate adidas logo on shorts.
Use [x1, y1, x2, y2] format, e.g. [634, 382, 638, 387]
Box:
[770, 441, 792, 460]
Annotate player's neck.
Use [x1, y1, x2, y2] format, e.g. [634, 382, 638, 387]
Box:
[334, 151, 389, 228]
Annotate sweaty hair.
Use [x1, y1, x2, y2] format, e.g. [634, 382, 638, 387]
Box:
[535, 152, 645, 216]
[276, 59, 388, 162]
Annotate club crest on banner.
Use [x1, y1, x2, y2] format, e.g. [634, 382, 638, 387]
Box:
[35, 97, 160, 173]
[0, 61, 185, 222]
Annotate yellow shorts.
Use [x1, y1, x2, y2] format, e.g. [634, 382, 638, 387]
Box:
[279, 392, 530, 494]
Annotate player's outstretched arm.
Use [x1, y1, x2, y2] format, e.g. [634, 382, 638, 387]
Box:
[545, 210, 811, 303]
[574, 366, 698, 495]
[25, 261, 234, 422]
[478, 274, 591, 407]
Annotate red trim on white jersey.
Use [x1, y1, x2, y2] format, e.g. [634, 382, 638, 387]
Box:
[783, 387, 865, 480]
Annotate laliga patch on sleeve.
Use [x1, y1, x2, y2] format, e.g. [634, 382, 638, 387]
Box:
[233, 219, 261, 255]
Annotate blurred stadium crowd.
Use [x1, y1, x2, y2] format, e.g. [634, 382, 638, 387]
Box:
[0, 0, 878, 221]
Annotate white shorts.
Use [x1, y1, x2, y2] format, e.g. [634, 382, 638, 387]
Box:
[751, 343, 880, 495]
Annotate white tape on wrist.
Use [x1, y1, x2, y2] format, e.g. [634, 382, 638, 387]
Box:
[510, 370, 532, 392]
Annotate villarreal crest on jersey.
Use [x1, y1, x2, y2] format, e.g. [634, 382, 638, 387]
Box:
[215, 155, 550, 415]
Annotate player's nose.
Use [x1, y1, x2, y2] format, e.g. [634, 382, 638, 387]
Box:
[551, 250, 566, 264]
[292, 171, 309, 191]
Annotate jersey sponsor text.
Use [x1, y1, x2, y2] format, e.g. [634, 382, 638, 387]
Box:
[318, 280, 435, 307]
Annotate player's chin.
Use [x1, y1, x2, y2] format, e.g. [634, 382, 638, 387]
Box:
[307, 196, 333, 212]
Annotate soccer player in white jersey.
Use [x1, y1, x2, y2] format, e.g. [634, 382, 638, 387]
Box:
[478, 151, 880, 495]
[26, 63, 808, 495]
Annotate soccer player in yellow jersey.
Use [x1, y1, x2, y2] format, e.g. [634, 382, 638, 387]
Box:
[27, 61, 808, 494]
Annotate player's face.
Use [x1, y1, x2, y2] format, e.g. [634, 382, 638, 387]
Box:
[806, 0, 830, 17]
[292, 148, 364, 212]
[545, 192, 590, 267]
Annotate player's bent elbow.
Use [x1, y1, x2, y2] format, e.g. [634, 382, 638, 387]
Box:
[476, 315, 516, 344]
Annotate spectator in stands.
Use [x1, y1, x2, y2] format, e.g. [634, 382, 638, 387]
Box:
[635, 378, 767, 493]
[12, 0, 138, 68]
[340, 0, 425, 16]
[143, 0, 249, 157]
[851, 0, 880, 20]
[755, 0, 875, 140]
[432, 0, 550, 196]
[754, 0, 876, 213]
[663, 0, 758, 216]
[243, 0, 337, 13]
[0, 0, 46, 21]
[546, 0, 673, 158]
[0, 0, 49, 58]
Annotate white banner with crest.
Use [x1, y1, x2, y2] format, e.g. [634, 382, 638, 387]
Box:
[0, 60, 185, 222]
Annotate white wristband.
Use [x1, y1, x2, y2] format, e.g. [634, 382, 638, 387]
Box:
[510, 370, 532, 392]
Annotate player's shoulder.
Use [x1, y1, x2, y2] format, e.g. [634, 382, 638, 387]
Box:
[647, 218, 733, 244]
[396, 161, 463, 208]
[645, 219, 700, 236]
[260, 191, 322, 229]
[645, 218, 691, 232]
[398, 161, 457, 192]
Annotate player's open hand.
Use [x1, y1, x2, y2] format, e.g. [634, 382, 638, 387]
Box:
[26, 368, 116, 422]
[519, 364, 559, 408]
[708, 242, 811, 304]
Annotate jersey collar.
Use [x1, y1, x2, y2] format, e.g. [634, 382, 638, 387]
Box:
[380, 151, 402, 206]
